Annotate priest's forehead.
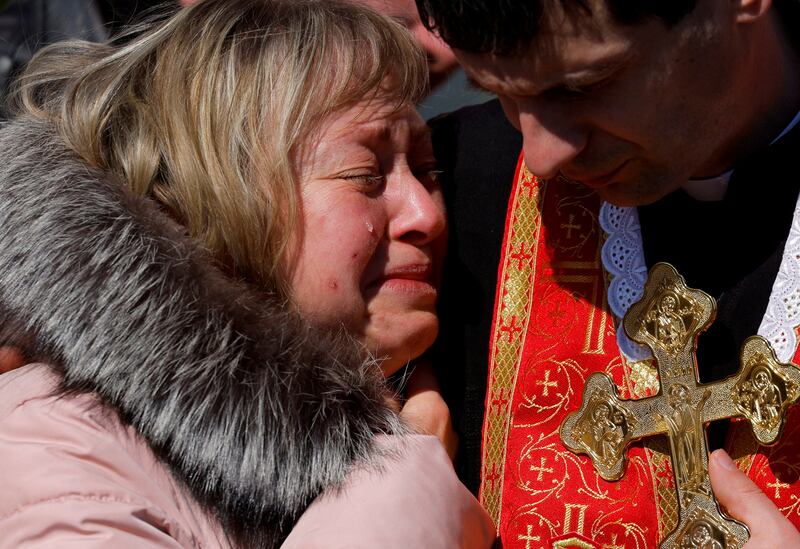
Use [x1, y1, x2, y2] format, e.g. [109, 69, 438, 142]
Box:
[416, 0, 699, 56]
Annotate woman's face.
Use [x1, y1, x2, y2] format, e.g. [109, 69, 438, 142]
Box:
[290, 96, 446, 375]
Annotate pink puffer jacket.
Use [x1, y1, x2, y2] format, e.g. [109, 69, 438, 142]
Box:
[0, 365, 495, 548]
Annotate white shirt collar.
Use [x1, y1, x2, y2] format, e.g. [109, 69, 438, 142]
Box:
[772, 109, 800, 144]
[682, 172, 732, 201]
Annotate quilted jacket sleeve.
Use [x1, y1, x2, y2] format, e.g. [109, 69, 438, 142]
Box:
[281, 435, 496, 549]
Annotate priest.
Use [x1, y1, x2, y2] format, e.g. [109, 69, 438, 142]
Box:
[423, 0, 800, 546]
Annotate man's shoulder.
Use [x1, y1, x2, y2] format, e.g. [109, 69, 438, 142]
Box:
[428, 100, 523, 494]
[428, 99, 522, 205]
[429, 99, 521, 156]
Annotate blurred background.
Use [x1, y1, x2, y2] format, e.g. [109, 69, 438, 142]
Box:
[0, 0, 489, 120]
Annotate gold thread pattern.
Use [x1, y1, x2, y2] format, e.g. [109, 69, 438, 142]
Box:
[480, 165, 545, 525]
[484, 170, 664, 546]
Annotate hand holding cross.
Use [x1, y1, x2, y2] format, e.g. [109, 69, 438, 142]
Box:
[560, 263, 800, 548]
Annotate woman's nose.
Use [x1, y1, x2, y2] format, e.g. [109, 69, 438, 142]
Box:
[387, 171, 446, 246]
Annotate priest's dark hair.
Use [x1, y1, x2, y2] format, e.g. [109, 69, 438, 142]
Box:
[415, 0, 699, 55]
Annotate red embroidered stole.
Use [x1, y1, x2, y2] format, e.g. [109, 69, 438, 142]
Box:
[480, 156, 800, 547]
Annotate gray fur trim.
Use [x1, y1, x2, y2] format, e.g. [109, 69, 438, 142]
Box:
[0, 117, 403, 548]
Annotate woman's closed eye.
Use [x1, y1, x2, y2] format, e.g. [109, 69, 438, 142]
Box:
[341, 172, 385, 190]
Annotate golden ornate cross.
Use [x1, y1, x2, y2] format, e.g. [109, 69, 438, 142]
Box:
[560, 263, 800, 548]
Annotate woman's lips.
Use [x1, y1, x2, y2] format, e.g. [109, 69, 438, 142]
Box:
[367, 264, 437, 297]
[383, 264, 433, 280]
[379, 278, 437, 296]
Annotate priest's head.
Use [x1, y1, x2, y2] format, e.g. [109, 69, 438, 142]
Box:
[417, 0, 800, 206]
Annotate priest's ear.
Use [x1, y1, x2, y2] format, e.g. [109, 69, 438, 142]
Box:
[733, 0, 772, 23]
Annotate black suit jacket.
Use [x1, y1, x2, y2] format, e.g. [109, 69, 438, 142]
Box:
[430, 99, 521, 493]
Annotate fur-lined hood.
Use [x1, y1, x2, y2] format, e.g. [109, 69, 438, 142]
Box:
[0, 116, 402, 547]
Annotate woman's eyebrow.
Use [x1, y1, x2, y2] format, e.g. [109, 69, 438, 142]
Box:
[344, 122, 393, 143]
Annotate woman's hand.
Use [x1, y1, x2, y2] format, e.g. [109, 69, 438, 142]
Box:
[398, 362, 458, 462]
[709, 449, 800, 547]
[0, 346, 25, 374]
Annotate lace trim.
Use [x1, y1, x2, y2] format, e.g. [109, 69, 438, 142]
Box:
[599, 203, 652, 361]
[600, 192, 800, 363]
[758, 195, 800, 362]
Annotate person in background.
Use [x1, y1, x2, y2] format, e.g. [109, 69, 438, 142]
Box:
[304, 0, 486, 118]
[0, 0, 106, 117]
[0, 0, 160, 364]
[0, 0, 199, 117]
[349, 0, 456, 90]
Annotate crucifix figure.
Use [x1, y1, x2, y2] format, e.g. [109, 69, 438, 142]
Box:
[560, 263, 800, 548]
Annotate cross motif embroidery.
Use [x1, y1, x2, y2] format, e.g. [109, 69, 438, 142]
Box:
[491, 388, 510, 415]
[561, 213, 582, 239]
[499, 315, 523, 343]
[517, 524, 541, 549]
[529, 457, 554, 481]
[485, 463, 501, 490]
[560, 263, 800, 548]
[520, 171, 536, 198]
[536, 369, 558, 396]
[769, 480, 790, 499]
[510, 242, 533, 270]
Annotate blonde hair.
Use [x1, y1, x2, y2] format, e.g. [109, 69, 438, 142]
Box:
[11, 0, 427, 293]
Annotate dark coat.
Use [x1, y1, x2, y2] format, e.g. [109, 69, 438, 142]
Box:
[0, 0, 107, 116]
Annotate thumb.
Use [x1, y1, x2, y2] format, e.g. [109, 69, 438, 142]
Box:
[399, 362, 458, 461]
[708, 449, 797, 542]
[0, 346, 26, 374]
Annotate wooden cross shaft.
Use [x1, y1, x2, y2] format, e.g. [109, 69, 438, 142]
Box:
[560, 263, 800, 548]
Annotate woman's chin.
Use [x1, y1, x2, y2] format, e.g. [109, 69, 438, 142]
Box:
[369, 319, 439, 378]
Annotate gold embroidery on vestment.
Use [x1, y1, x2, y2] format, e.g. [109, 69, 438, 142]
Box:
[480, 166, 545, 526]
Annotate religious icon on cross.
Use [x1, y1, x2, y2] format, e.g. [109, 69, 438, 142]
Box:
[560, 263, 800, 548]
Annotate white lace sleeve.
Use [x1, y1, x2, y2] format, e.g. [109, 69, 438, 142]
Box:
[758, 194, 800, 362]
[599, 203, 652, 361]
